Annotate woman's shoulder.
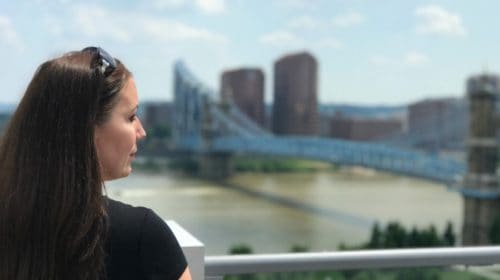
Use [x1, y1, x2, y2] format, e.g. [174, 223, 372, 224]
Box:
[107, 198, 149, 217]
[105, 197, 187, 280]
[106, 198, 152, 231]
[105, 197, 181, 248]
[106, 198, 152, 247]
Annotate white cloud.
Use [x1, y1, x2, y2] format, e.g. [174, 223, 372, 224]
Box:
[332, 12, 364, 28]
[195, 0, 226, 14]
[150, 0, 226, 15]
[0, 15, 23, 49]
[288, 15, 322, 29]
[404, 51, 430, 66]
[289, 13, 364, 31]
[259, 31, 302, 47]
[70, 4, 228, 44]
[141, 17, 228, 43]
[74, 5, 132, 42]
[415, 5, 466, 37]
[288, 12, 364, 31]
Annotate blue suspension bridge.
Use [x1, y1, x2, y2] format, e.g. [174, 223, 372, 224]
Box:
[172, 61, 465, 186]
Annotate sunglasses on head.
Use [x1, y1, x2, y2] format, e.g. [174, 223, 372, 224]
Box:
[82, 46, 117, 76]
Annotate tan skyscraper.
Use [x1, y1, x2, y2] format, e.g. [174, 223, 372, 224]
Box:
[272, 52, 319, 135]
[221, 68, 265, 126]
[462, 73, 500, 245]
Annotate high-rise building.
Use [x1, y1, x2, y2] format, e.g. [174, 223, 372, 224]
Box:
[142, 101, 174, 128]
[408, 97, 467, 151]
[272, 52, 319, 135]
[462, 73, 500, 245]
[220, 68, 265, 126]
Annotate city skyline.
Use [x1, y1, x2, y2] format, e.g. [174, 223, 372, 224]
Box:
[1, 0, 500, 105]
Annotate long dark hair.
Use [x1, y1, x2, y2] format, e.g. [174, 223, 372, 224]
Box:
[0, 49, 131, 279]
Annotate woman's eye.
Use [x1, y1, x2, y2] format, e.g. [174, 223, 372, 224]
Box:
[129, 115, 136, 122]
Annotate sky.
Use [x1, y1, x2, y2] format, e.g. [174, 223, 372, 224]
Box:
[1, 0, 499, 106]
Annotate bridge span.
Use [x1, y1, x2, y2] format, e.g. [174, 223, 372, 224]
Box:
[172, 61, 465, 185]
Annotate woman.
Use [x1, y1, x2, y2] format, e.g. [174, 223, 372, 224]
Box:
[0, 47, 192, 280]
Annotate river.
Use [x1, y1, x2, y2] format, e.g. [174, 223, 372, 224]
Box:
[105, 167, 462, 255]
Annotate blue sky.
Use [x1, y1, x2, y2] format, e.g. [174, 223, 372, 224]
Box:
[0, 0, 499, 105]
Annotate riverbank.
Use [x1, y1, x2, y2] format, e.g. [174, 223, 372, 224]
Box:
[132, 155, 337, 174]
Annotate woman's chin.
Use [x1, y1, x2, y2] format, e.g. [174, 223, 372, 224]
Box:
[103, 168, 132, 182]
[119, 167, 133, 179]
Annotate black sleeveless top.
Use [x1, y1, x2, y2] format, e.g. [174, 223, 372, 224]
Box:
[105, 198, 187, 280]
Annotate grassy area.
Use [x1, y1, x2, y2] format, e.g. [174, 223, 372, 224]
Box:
[142, 155, 338, 174]
[233, 156, 336, 173]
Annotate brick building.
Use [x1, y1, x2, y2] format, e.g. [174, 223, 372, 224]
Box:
[272, 52, 319, 135]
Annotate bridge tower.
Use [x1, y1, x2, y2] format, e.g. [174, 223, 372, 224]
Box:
[462, 74, 500, 245]
[198, 94, 233, 180]
[173, 61, 233, 180]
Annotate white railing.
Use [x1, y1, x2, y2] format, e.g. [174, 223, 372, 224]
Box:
[168, 221, 500, 280]
[167, 221, 205, 280]
[205, 247, 500, 278]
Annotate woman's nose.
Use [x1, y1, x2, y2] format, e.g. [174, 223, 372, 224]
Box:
[136, 118, 146, 139]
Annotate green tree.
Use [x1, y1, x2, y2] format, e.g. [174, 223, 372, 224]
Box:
[421, 225, 441, 247]
[290, 244, 309, 252]
[229, 243, 253, 255]
[368, 222, 383, 249]
[489, 215, 500, 244]
[443, 222, 456, 246]
[407, 227, 419, 247]
[384, 222, 407, 248]
[226, 244, 255, 280]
